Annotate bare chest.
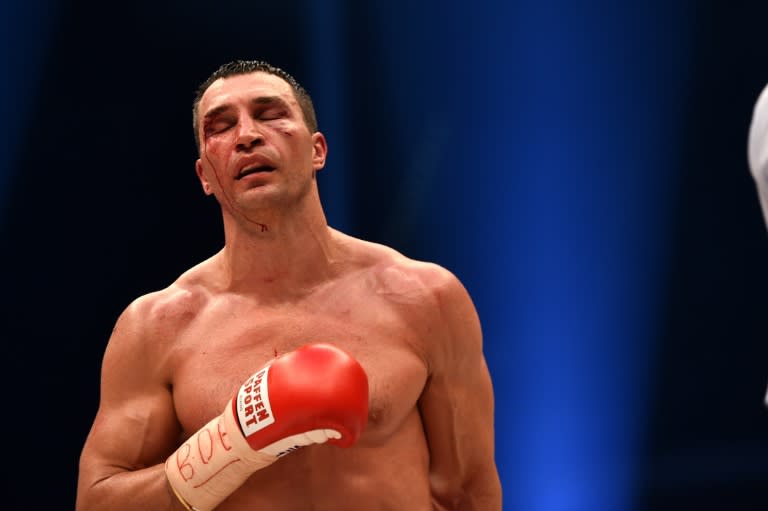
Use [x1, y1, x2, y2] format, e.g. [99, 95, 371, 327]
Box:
[169, 300, 429, 446]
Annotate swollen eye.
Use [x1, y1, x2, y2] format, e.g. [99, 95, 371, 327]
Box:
[260, 109, 286, 121]
[205, 119, 233, 136]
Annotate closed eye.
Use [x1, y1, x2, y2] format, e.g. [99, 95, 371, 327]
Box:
[258, 108, 287, 121]
[204, 118, 235, 137]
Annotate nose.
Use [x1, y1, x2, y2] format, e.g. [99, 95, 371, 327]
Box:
[235, 116, 264, 151]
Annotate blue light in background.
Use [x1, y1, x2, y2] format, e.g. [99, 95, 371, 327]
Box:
[458, 2, 692, 509]
[497, 5, 691, 509]
[0, 0, 57, 215]
[303, 0, 352, 233]
[305, 0, 692, 509]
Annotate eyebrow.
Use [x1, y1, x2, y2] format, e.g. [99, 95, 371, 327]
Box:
[202, 96, 289, 124]
[252, 96, 287, 108]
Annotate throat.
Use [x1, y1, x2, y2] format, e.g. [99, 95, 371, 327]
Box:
[214, 243, 338, 299]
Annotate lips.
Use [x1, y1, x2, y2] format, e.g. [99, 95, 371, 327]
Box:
[237, 164, 276, 180]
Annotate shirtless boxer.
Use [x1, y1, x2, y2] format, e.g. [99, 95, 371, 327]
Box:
[76, 60, 501, 510]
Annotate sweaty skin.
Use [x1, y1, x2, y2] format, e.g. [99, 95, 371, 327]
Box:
[76, 71, 501, 510]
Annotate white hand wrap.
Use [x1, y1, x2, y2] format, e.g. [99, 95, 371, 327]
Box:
[165, 404, 340, 511]
[165, 405, 276, 511]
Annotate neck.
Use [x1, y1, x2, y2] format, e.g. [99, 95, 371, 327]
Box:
[215, 194, 339, 300]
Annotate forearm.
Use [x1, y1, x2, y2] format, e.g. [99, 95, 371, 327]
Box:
[76, 464, 184, 511]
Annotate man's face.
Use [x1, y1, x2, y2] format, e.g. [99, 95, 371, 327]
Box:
[195, 72, 326, 215]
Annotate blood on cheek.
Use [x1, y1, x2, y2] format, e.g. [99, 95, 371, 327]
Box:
[200, 137, 270, 233]
[201, 136, 233, 204]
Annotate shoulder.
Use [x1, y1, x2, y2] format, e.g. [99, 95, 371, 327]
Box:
[334, 231, 479, 357]
[105, 257, 217, 362]
[123, 270, 210, 335]
[333, 229, 462, 304]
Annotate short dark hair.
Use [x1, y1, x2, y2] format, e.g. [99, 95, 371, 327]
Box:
[192, 60, 318, 152]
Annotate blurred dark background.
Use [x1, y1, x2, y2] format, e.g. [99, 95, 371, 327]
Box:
[1, 0, 767, 509]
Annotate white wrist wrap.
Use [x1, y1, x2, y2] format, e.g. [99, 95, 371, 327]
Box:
[165, 404, 277, 511]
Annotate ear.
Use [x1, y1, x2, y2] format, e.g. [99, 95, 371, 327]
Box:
[311, 132, 328, 172]
[195, 159, 214, 195]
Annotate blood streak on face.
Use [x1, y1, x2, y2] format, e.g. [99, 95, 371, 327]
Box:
[201, 134, 269, 232]
[195, 72, 324, 231]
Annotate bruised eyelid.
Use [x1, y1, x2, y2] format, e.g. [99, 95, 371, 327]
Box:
[258, 107, 289, 120]
[204, 115, 236, 136]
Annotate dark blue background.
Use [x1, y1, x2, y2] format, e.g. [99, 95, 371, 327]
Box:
[1, 1, 767, 509]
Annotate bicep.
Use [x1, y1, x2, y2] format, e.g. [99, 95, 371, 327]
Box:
[418, 275, 500, 509]
[418, 346, 498, 507]
[77, 392, 181, 511]
[80, 391, 179, 482]
[78, 306, 181, 491]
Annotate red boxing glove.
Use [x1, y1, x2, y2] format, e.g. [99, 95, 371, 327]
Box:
[232, 343, 369, 454]
[166, 343, 369, 511]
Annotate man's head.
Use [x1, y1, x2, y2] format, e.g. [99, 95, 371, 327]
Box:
[192, 62, 328, 221]
[193, 60, 318, 153]
[748, 83, 768, 230]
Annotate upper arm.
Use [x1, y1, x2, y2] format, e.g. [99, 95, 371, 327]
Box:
[417, 270, 501, 510]
[77, 298, 181, 497]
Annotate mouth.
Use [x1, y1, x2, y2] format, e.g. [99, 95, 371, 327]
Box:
[237, 165, 276, 180]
